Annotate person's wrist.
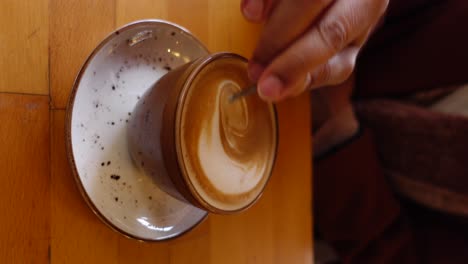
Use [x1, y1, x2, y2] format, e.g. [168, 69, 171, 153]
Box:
[313, 105, 360, 156]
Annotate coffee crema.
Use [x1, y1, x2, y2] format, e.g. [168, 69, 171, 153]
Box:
[177, 56, 277, 212]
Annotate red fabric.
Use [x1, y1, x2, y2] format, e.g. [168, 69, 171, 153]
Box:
[315, 129, 418, 263]
[314, 0, 468, 263]
[406, 201, 468, 264]
[357, 0, 468, 98]
[357, 99, 468, 196]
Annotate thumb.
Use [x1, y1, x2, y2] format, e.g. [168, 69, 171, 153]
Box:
[241, 0, 275, 22]
[241, 0, 265, 22]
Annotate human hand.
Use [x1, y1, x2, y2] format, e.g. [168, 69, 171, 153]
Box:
[241, 0, 388, 102]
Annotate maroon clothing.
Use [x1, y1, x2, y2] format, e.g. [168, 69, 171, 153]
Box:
[358, 0, 468, 98]
[315, 130, 418, 263]
[315, 0, 468, 263]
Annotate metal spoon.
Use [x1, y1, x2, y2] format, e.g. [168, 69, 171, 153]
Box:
[228, 85, 257, 103]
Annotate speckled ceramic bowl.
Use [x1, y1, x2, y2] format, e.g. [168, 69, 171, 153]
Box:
[66, 20, 209, 241]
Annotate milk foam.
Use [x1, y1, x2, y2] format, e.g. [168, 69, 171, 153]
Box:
[179, 56, 276, 211]
[197, 80, 265, 195]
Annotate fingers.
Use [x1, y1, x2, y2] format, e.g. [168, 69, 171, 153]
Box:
[249, 0, 334, 79]
[257, 0, 388, 101]
[258, 71, 311, 101]
[241, 0, 276, 23]
[308, 46, 359, 90]
[259, 46, 358, 101]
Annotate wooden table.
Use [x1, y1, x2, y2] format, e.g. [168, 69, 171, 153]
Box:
[0, 1, 313, 263]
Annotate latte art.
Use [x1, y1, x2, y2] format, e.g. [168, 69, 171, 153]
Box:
[178, 56, 276, 211]
[219, 81, 250, 150]
[198, 80, 264, 196]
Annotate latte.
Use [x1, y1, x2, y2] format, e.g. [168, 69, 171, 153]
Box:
[177, 56, 277, 212]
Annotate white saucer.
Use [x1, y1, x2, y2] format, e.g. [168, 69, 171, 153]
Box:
[66, 20, 209, 241]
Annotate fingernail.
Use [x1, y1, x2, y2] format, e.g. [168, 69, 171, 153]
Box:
[242, 0, 263, 21]
[258, 74, 284, 101]
[247, 62, 264, 82]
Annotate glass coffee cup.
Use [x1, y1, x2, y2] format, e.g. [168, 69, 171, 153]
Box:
[127, 52, 278, 214]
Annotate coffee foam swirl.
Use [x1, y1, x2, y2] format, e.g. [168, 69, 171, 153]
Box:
[179, 57, 276, 211]
[198, 80, 264, 196]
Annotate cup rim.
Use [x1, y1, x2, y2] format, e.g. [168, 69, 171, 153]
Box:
[174, 52, 279, 214]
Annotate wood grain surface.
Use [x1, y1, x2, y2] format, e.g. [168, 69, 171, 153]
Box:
[0, 94, 50, 262]
[0, 1, 313, 263]
[0, 0, 48, 94]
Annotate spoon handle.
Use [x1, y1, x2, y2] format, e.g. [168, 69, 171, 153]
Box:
[229, 85, 257, 103]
